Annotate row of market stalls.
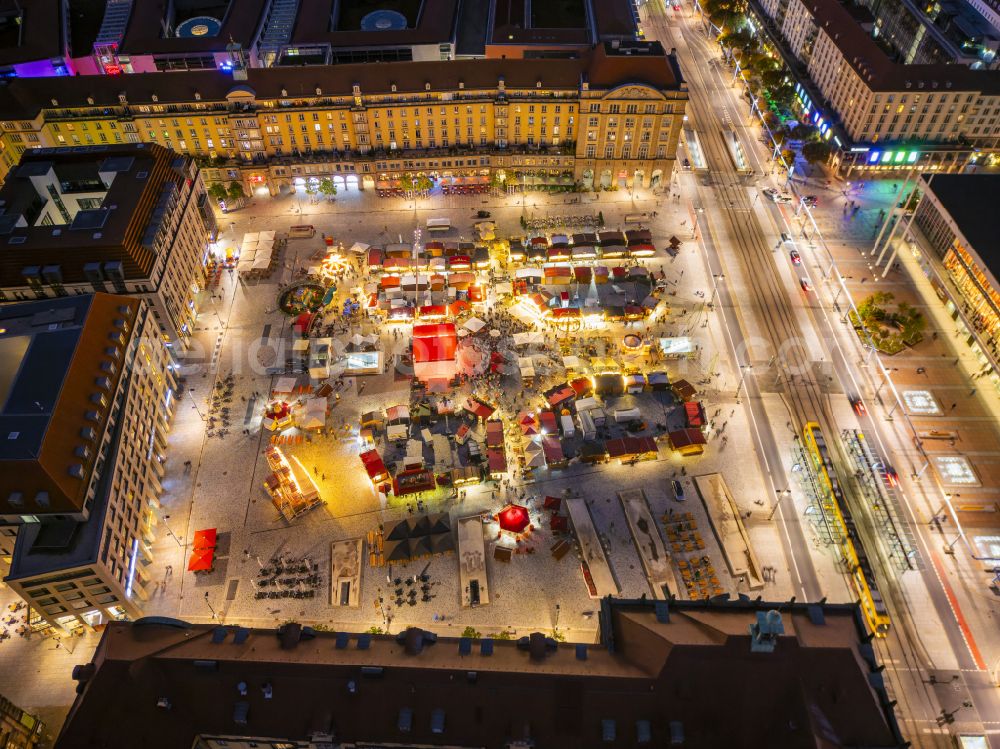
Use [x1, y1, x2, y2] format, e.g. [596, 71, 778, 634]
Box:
[508, 230, 658, 264]
[367, 243, 492, 270]
[235, 231, 279, 276]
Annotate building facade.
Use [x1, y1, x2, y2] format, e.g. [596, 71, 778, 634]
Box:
[902, 173, 1000, 392]
[1, 293, 175, 632]
[0, 143, 215, 349]
[0, 42, 687, 193]
[749, 0, 1000, 173]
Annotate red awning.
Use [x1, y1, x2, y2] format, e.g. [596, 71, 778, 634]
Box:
[539, 411, 558, 433]
[545, 385, 575, 406]
[187, 547, 214, 572]
[418, 305, 448, 318]
[448, 300, 471, 316]
[569, 377, 592, 396]
[543, 495, 562, 510]
[498, 503, 530, 533]
[193, 528, 217, 550]
[684, 401, 704, 427]
[360, 449, 388, 481]
[606, 437, 658, 458]
[542, 435, 564, 462]
[465, 397, 496, 419]
[550, 514, 568, 532]
[668, 428, 707, 449]
[551, 307, 580, 319]
[488, 448, 508, 475]
[413, 323, 458, 363]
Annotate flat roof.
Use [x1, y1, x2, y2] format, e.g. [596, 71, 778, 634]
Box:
[922, 173, 1000, 267]
[789, 0, 1000, 93]
[0, 0, 64, 67]
[289, 0, 458, 47]
[0, 143, 183, 285]
[55, 599, 905, 749]
[117, 0, 270, 55]
[0, 293, 138, 516]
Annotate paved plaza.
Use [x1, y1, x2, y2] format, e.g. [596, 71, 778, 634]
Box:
[139, 185, 830, 642]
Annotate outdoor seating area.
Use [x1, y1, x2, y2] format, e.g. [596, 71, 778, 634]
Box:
[664, 512, 724, 600]
[254, 556, 322, 600]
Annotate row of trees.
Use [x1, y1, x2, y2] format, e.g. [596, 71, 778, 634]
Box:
[709, 3, 834, 166]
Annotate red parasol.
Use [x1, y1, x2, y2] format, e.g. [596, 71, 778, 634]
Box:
[498, 504, 531, 534]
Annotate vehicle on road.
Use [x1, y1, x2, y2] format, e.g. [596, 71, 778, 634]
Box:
[763, 187, 794, 204]
[799, 277, 813, 292]
[884, 464, 900, 488]
[671, 479, 686, 501]
[781, 232, 791, 243]
[476, 210, 491, 219]
[801, 195, 818, 207]
[850, 395, 867, 416]
[789, 249, 801, 265]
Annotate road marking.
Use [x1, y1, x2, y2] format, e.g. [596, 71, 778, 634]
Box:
[928, 550, 987, 670]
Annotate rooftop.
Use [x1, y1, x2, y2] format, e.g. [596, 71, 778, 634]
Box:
[288, 0, 459, 48]
[0, 143, 185, 286]
[0, 293, 138, 516]
[0, 43, 684, 120]
[921, 172, 1000, 267]
[800, 0, 1000, 92]
[0, 0, 65, 68]
[55, 598, 905, 749]
[114, 0, 270, 55]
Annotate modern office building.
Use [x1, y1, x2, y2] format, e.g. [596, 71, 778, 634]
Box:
[54, 597, 905, 749]
[885, 173, 1000, 392]
[749, 0, 1000, 173]
[0, 693, 45, 749]
[0, 41, 686, 193]
[0, 143, 215, 348]
[0, 293, 175, 632]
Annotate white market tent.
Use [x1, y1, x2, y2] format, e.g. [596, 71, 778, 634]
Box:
[259, 230, 275, 241]
[494, 282, 514, 296]
[300, 397, 327, 429]
[512, 331, 545, 347]
[464, 317, 487, 333]
[387, 423, 408, 441]
[349, 241, 370, 254]
[243, 232, 260, 244]
[252, 257, 271, 270]
[562, 355, 582, 369]
[273, 376, 297, 394]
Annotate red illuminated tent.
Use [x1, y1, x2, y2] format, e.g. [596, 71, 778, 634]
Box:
[360, 449, 390, 483]
[413, 323, 459, 381]
[498, 504, 530, 534]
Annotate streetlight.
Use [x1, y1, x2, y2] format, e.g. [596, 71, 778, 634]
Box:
[203, 591, 219, 621]
[768, 488, 791, 520]
[736, 363, 752, 403]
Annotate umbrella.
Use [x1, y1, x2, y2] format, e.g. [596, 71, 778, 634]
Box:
[489, 329, 501, 338]
[497, 504, 531, 534]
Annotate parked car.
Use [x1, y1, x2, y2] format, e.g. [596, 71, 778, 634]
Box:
[799, 277, 813, 292]
[789, 249, 801, 265]
[671, 479, 686, 501]
[801, 195, 818, 207]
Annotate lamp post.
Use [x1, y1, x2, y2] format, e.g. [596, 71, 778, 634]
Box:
[203, 591, 220, 621]
[709, 273, 725, 308]
[736, 364, 752, 403]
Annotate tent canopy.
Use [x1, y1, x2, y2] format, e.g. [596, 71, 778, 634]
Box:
[193, 528, 217, 550]
[498, 503, 530, 533]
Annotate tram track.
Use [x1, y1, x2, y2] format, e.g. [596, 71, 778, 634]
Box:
[644, 6, 954, 743]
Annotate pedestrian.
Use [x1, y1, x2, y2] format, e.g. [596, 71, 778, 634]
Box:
[951, 402, 957, 411]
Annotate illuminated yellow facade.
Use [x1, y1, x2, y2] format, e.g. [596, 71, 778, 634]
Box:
[0, 43, 687, 191]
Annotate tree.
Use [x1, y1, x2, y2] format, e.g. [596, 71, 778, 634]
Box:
[789, 123, 818, 141]
[318, 177, 337, 199]
[226, 181, 245, 204]
[720, 30, 753, 51]
[801, 141, 832, 164]
[207, 183, 228, 202]
[749, 53, 780, 74]
[597, 210, 605, 227]
[399, 173, 415, 193]
[761, 69, 786, 89]
[415, 174, 433, 193]
[779, 149, 796, 167]
[762, 111, 781, 130]
[461, 626, 482, 639]
[769, 84, 796, 109]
